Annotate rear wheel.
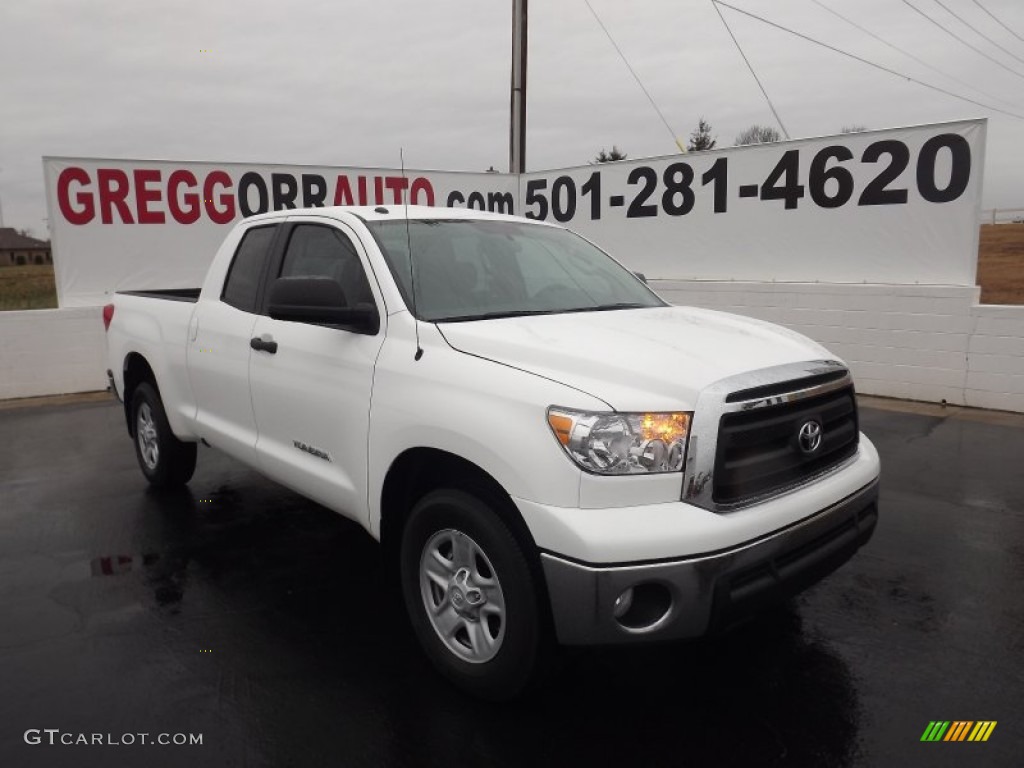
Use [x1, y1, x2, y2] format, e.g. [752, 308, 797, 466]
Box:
[400, 488, 548, 700]
[131, 382, 197, 488]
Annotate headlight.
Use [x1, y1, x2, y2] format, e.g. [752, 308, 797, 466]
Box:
[547, 407, 691, 475]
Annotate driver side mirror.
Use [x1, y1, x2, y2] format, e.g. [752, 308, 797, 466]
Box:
[633, 271, 648, 284]
[268, 277, 379, 334]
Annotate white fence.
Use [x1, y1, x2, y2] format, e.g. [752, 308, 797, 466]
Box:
[2, 288, 1023, 413]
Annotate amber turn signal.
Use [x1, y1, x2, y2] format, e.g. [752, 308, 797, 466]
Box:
[548, 413, 574, 445]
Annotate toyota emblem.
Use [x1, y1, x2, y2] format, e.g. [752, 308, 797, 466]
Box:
[798, 420, 823, 454]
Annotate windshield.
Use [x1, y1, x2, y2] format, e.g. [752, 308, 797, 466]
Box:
[366, 219, 664, 322]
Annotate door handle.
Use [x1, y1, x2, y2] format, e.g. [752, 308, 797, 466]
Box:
[250, 336, 278, 354]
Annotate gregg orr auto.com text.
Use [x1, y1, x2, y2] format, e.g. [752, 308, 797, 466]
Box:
[54, 166, 514, 226]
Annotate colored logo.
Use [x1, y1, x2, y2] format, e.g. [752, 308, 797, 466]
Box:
[920, 721, 997, 742]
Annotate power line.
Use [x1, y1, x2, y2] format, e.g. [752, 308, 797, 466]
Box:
[970, 0, 1024, 44]
[582, 0, 685, 152]
[712, 1, 1024, 120]
[900, 0, 1024, 80]
[932, 0, 1024, 66]
[712, 0, 790, 138]
[810, 0, 1021, 109]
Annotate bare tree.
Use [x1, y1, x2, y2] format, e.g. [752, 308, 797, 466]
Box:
[593, 146, 628, 163]
[734, 125, 782, 146]
[687, 118, 717, 152]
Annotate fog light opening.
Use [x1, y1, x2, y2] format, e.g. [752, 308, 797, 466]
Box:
[613, 582, 672, 631]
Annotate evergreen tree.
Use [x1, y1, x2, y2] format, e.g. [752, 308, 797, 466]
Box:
[687, 118, 717, 151]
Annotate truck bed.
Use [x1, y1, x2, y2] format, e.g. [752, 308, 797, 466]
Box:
[117, 288, 201, 303]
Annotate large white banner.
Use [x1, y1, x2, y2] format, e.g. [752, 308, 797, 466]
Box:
[523, 119, 986, 286]
[44, 119, 984, 307]
[42, 160, 518, 307]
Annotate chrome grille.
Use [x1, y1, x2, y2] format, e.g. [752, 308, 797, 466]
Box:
[682, 360, 860, 512]
[712, 384, 859, 505]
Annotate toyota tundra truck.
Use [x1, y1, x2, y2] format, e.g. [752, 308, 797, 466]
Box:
[104, 205, 880, 699]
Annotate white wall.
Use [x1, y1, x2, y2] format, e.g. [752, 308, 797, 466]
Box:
[0, 307, 107, 400]
[966, 305, 1024, 413]
[0, 290, 1023, 413]
[651, 280, 1024, 413]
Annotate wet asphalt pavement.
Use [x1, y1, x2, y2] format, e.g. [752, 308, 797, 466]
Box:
[0, 397, 1021, 768]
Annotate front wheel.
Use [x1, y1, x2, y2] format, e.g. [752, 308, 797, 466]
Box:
[400, 489, 548, 700]
[131, 382, 197, 489]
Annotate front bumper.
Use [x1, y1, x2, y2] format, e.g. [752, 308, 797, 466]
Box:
[541, 478, 879, 645]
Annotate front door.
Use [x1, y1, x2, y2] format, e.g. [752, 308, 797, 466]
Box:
[248, 219, 386, 523]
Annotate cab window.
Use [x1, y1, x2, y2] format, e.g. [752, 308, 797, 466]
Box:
[221, 225, 276, 312]
[279, 225, 375, 308]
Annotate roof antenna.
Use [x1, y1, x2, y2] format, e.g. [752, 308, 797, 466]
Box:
[401, 148, 423, 361]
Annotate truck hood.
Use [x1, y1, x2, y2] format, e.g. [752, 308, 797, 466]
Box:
[437, 306, 835, 411]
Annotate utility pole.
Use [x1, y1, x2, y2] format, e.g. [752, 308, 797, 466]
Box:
[509, 0, 528, 173]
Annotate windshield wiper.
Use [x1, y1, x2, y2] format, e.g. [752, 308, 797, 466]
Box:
[433, 303, 651, 322]
[433, 309, 564, 323]
[561, 302, 651, 313]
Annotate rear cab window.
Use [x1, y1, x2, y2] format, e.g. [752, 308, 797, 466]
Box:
[221, 225, 277, 312]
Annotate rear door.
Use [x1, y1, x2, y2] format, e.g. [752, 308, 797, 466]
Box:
[248, 218, 387, 522]
[188, 223, 279, 464]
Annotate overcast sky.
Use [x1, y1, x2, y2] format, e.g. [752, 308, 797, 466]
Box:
[2, 0, 1023, 236]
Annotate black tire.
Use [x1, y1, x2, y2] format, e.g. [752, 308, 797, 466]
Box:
[130, 382, 197, 489]
[400, 488, 549, 701]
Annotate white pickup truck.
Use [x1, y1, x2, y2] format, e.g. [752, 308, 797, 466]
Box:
[105, 205, 879, 699]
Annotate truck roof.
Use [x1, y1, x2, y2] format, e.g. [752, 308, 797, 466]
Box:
[242, 205, 544, 226]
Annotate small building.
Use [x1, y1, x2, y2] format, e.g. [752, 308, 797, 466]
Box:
[0, 228, 52, 267]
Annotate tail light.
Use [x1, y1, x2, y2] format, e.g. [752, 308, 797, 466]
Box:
[102, 303, 115, 331]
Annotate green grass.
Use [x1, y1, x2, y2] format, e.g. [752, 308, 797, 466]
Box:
[0, 265, 59, 310]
